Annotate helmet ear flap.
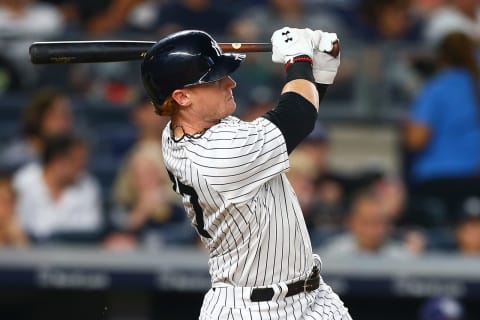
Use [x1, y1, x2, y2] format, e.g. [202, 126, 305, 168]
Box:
[141, 30, 244, 114]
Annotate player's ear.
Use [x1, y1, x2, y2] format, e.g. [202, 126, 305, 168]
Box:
[171, 89, 191, 107]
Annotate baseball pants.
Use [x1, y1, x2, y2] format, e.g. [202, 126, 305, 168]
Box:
[199, 277, 352, 320]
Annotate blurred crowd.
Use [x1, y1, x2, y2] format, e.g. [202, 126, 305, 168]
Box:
[0, 0, 480, 262]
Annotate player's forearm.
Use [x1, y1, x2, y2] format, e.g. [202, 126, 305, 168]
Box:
[263, 60, 328, 153]
[281, 58, 319, 110]
[281, 58, 329, 109]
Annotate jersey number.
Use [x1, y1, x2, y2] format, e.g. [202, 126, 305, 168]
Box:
[167, 170, 211, 238]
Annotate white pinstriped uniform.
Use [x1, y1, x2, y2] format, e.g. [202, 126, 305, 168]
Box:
[162, 116, 351, 320]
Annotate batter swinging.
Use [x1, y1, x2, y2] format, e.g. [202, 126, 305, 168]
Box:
[141, 27, 351, 320]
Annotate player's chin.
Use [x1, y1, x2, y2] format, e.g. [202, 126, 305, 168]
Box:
[226, 99, 236, 115]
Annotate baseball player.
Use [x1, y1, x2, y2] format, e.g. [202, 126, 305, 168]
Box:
[141, 28, 351, 319]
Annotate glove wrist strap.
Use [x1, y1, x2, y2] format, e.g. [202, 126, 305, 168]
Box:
[285, 55, 313, 71]
[285, 55, 314, 83]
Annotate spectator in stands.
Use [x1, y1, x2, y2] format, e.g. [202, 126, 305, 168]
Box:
[155, 0, 235, 38]
[80, 0, 151, 35]
[354, 0, 422, 42]
[296, 125, 346, 232]
[13, 134, 103, 244]
[403, 32, 480, 223]
[321, 188, 415, 257]
[38, 0, 153, 34]
[40, 0, 164, 41]
[106, 96, 195, 248]
[232, 0, 348, 42]
[413, 0, 446, 16]
[287, 146, 318, 232]
[419, 296, 465, 320]
[0, 87, 73, 172]
[455, 196, 480, 256]
[371, 176, 427, 253]
[423, 0, 480, 45]
[0, 0, 64, 86]
[0, 173, 28, 247]
[128, 94, 167, 146]
[373, 176, 407, 221]
[286, 128, 347, 247]
[346, 0, 424, 118]
[0, 0, 63, 37]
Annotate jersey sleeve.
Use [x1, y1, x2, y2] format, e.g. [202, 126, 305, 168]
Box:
[187, 117, 289, 204]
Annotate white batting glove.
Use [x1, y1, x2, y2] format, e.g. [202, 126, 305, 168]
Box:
[271, 27, 315, 64]
[311, 30, 341, 84]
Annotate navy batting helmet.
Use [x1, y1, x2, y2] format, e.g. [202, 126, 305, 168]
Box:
[141, 30, 245, 113]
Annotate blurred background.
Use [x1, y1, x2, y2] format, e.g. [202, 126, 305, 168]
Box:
[1, 0, 480, 319]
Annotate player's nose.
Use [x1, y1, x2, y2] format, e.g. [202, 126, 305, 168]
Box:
[223, 76, 236, 89]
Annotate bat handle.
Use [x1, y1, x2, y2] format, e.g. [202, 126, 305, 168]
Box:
[219, 42, 340, 57]
[219, 43, 272, 53]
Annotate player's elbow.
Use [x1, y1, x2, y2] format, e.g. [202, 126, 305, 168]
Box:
[263, 92, 318, 153]
[282, 79, 319, 111]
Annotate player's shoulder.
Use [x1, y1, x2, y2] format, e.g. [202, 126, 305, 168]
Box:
[205, 116, 274, 139]
[184, 116, 281, 160]
[162, 116, 282, 162]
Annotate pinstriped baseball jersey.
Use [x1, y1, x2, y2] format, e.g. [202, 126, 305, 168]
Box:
[162, 115, 314, 287]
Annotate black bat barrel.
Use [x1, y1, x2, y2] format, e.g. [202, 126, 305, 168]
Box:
[29, 41, 157, 64]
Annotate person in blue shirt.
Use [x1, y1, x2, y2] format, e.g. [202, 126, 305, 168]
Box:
[403, 31, 480, 225]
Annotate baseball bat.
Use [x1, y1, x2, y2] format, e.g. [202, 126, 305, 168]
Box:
[29, 41, 273, 64]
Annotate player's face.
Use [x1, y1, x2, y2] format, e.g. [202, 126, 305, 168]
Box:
[189, 76, 237, 121]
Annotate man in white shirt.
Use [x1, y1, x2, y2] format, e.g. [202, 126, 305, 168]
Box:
[321, 189, 412, 258]
[13, 134, 103, 243]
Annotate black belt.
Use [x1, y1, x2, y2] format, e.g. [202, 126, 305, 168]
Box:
[250, 266, 320, 302]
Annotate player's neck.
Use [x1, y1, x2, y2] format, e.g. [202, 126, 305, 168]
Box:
[171, 113, 219, 138]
